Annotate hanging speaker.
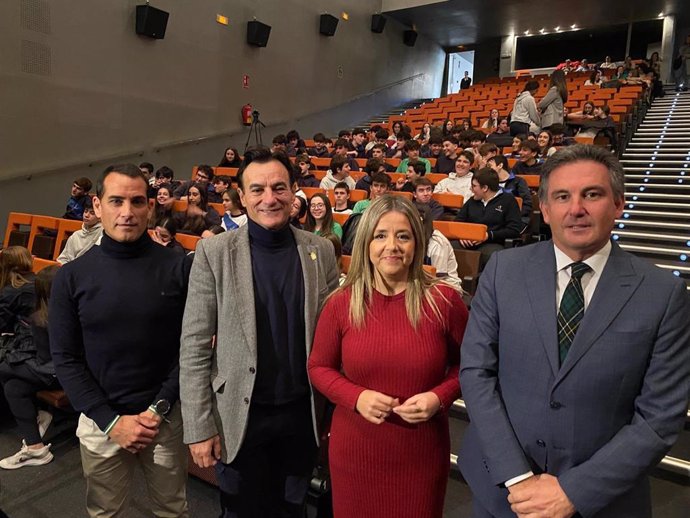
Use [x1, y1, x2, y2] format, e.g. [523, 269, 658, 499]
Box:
[403, 30, 418, 47]
[371, 14, 386, 34]
[247, 21, 271, 47]
[320, 14, 339, 36]
[135, 5, 169, 39]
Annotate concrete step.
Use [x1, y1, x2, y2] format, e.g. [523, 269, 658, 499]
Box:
[617, 242, 690, 260]
[623, 199, 690, 210]
[621, 209, 690, 221]
[615, 219, 690, 231]
[627, 182, 690, 191]
[612, 229, 689, 244]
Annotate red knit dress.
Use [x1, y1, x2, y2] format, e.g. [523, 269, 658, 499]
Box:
[308, 284, 467, 518]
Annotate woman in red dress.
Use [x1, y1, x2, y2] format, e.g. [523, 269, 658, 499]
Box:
[308, 195, 468, 518]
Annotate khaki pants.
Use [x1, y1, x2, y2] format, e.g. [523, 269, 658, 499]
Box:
[77, 405, 189, 518]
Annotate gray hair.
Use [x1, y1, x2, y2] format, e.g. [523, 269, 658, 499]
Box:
[538, 144, 625, 203]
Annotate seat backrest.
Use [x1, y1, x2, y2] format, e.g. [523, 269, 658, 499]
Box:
[432, 221, 487, 241]
[3, 212, 33, 249]
[53, 218, 84, 260]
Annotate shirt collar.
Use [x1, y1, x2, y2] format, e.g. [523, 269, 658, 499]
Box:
[554, 240, 612, 276]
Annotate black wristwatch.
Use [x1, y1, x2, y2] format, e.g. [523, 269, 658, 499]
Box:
[149, 399, 171, 419]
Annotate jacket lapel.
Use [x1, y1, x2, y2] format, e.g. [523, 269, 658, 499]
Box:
[555, 243, 642, 383]
[229, 225, 257, 357]
[292, 228, 320, 345]
[525, 243, 560, 378]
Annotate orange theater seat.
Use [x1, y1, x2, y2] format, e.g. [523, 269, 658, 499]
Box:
[32, 257, 59, 273]
[432, 221, 487, 241]
[3, 212, 33, 249]
[432, 193, 464, 209]
[53, 218, 84, 260]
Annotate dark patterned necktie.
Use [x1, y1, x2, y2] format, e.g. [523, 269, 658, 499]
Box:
[558, 262, 591, 365]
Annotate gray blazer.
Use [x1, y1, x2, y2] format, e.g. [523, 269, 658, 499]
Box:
[179, 224, 339, 464]
[458, 241, 690, 518]
[539, 86, 565, 129]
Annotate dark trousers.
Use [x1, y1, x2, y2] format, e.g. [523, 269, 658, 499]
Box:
[510, 121, 530, 137]
[0, 362, 57, 445]
[215, 397, 317, 518]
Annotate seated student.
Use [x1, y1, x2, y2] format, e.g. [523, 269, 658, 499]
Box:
[332, 182, 354, 215]
[584, 70, 604, 86]
[295, 153, 320, 188]
[139, 162, 154, 182]
[466, 130, 486, 156]
[220, 188, 247, 230]
[369, 144, 396, 171]
[550, 123, 576, 146]
[421, 135, 443, 160]
[57, 198, 103, 264]
[434, 136, 461, 173]
[481, 109, 501, 131]
[396, 160, 426, 193]
[417, 204, 462, 291]
[175, 182, 221, 236]
[389, 131, 411, 159]
[364, 125, 382, 154]
[286, 129, 306, 156]
[271, 134, 288, 154]
[148, 183, 175, 229]
[476, 142, 499, 169]
[508, 134, 526, 157]
[148, 165, 177, 199]
[355, 158, 382, 193]
[320, 155, 356, 190]
[488, 154, 532, 225]
[460, 117, 473, 131]
[537, 130, 557, 158]
[289, 196, 307, 230]
[0, 260, 61, 470]
[352, 173, 392, 214]
[333, 138, 360, 171]
[351, 128, 367, 158]
[395, 140, 431, 173]
[305, 193, 343, 238]
[62, 177, 93, 221]
[367, 129, 390, 157]
[413, 177, 444, 220]
[574, 106, 618, 151]
[454, 167, 523, 267]
[338, 129, 352, 142]
[511, 140, 542, 175]
[434, 150, 475, 201]
[486, 117, 514, 148]
[151, 217, 185, 256]
[218, 147, 241, 167]
[209, 174, 231, 203]
[174, 164, 214, 199]
[308, 133, 331, 157]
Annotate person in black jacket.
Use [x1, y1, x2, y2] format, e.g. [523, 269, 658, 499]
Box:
[455, 167, 523, 267]
[488, 154, 533, 226]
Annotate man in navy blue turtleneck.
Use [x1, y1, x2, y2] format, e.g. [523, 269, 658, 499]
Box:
[180, 147, 339, 518]
[49, 164, 190, 517]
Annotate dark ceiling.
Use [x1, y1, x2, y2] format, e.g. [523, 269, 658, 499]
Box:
[384, 0, 690, 50]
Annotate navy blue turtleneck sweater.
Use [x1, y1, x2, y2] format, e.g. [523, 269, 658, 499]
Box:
[49, 231, 190, 431]
[247, 218, 308, 405]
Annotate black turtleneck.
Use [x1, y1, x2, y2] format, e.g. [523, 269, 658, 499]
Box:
[49, 231, 191, 431]
[247, 218, 308, 405]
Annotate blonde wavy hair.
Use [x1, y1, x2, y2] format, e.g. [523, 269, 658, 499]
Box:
[0, 246, 33, 290]
[340, 195, 446, 328]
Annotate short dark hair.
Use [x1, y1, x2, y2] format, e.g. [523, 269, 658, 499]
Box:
[155, 166, 174, 180]
[313, 132, 327, 143]
[549, 123, 567, 136]
[286, 130, 300, 141]
[74, 177, 93, 192]
[523, 80, 539, 92]
[413, 177, 434, 191]
[236, 146, 295, 190]
[442, 136, 459, 146]
[408, 160, 426, 176]
[457, 150, 476, 164]
[272, 134, 287, 145]
[470, 130, 486, 143]
[97, 164, 147, 198]
[330, 155, 348, 173]
[473, 167, 500, 192]
[375, 129, 390, 140]
[396, 131, 411, 141]
[487, 154, 509, 170]
[364, 158, 383, 174]
[214, 175, 231, 186]
[139, 162, 154, 174]
[479, 143, 499, 157]
[520, 140, 540, 154]
[334, 138, 350, 149]
[352, 128, 365, 136]
[371, 172, 391, 187]
[197, 164, 215, 181]
[338, 129, 352, 138]
[404, 140, 421, 152]
[83, 196, 94, 211]
[428, 136, 443, 145]
[370, 125, 382, 133]
[372, 143, 387, 153]
[333, 181, 350, 192]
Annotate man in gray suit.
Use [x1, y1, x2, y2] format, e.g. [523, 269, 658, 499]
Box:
[459, 144, 690, 518]
[179, 147, 339, 517]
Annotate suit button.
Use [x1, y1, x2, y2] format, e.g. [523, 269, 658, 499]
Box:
[249, 367, 256, 374]
[549, 401, 562, 409]
[243, 397, 249, 404]
[536, 440, 546, 447]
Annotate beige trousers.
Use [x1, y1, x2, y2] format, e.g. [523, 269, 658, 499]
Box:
[77, 405, 189, 518]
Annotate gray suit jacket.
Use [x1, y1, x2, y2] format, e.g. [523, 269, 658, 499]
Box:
[539, 86, 564, 129]
[179, 224, 339, 464]
[459, 240, 690, 518]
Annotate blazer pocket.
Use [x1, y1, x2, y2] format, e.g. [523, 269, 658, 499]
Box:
[211, 375, 226, 394]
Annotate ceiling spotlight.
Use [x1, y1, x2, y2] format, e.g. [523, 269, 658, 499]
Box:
[555, 26, 560, 31]
[539, 28, 545, 33]
[571, 24, 577, 29]
[658, 12, 664, 17]
[524, 30, 530, 35]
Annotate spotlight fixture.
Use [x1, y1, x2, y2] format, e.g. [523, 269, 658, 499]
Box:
[524, 30, 530, 35]
[554, 26, 560, 31]
[539, 28, 545, 34]
[658, 12, 664, 18]
[571, 24, 577, 29]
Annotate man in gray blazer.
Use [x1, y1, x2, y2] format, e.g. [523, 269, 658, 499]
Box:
[459, 144, 690, 518]
[179, 147, 339, 517]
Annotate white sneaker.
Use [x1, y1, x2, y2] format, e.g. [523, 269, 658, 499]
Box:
[0, 440, 53, 470]
[37, 410, 53, 438]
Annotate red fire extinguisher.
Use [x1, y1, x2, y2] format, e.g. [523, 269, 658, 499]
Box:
[241, 104, 253, 126]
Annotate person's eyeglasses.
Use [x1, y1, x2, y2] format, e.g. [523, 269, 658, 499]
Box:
[310, 204, 326, 209]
